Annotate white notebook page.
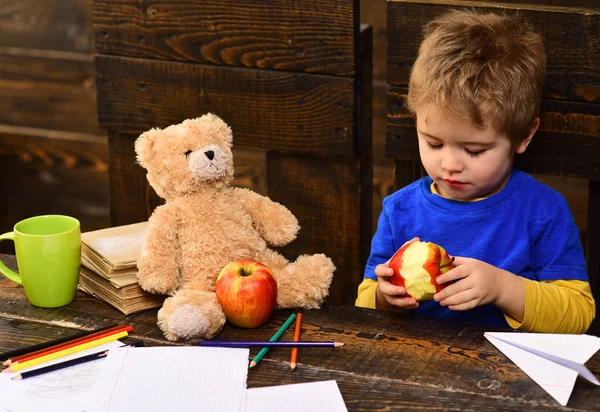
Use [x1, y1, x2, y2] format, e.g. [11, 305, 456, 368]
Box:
[244, 380, 347, 412]
[94, 346, 249, 412]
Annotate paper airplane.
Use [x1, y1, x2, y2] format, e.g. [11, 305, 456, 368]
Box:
[484, 332, 600, 406]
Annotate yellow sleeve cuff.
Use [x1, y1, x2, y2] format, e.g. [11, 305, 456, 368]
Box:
[355, 278, 378, 309]
[505, 279, 595, 334]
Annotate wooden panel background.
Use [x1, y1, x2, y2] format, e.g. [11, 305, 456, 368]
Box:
[386, 2, 600, 171]
[95, 56, 356, 156]
[3, 0, 595, 306]
[92, 0, 356, 76]
[92, 0, 372, 305]
[0, 0, 94, 53]
[0, 0, 108, 254]
[0, 49, 102, 134]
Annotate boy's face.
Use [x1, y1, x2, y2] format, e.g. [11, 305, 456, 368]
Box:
[415, 103, 528, 200]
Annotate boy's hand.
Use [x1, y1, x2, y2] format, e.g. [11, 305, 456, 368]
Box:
[433, 257, 524, 318]
[375, 237, 420, 310]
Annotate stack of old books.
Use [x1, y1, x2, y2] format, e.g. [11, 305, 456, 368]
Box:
[79, 222, 165, 315]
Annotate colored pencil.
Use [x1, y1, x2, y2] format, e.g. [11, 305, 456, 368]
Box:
[8, 325, 132, 366]
[290, 313, 303, 370]
[248, 313, 296, 369]
[11, 340, 145, 380]
[3, 330, 129, 373]
[201, 341, 344, 348]
[1, 323, 119, 365]
[8, 323, 128, 363]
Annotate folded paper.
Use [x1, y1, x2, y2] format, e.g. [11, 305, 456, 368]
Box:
[484, 332, 600, 406]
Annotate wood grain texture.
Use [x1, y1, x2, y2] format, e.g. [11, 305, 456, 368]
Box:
[0, 0, 106, 252]
[387, 1, 600, 103]
[357, 25, 374, 276]
[0, 0, 94, 53]
[394, 159, 426, 190]
[386, 86, 600, 180]
[95, 55, 356, 157]
[106, 132, 156, 226]
[0, 48, 103, 135]
[92, 0, 356, 76]
[0, 129, 109, 251]
[247, 362, 572, 412]
[0, 257, 599, 410]
[266, 153, 366, 305]
[360, 0, 387, 81]
[0, 318, 584, 411]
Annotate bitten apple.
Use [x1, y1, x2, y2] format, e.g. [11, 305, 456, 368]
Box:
[389, 239, 454, 301]
[216, 260, 278, 328]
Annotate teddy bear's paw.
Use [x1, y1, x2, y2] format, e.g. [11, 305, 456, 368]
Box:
[157, 292, 226, 341]
[276, 253, 336, 309]
[161, 303, 210, 341]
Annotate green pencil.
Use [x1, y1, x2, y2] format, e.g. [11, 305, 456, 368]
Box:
[249, 313, 296, 369]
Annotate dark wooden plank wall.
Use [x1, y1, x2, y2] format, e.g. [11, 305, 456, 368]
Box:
[92, 0, 372, 304]
[3, 0, 595, 305]
[0, 0, 109, 250]
[386, 0, 600, 333]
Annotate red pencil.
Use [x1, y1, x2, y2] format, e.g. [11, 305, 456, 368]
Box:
[290, 313, 303, 370]
[3, 323, 125, 365]
[6, 324, 132, 366]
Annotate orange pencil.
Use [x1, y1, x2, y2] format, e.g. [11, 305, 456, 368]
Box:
[4, 331, 129, 373]
[4, 323, 128, 366]
[1, 323, 120, 365]
[8, 325, 132, 366]
[6, 324, 130, 365]
[290, 313, 303, 370]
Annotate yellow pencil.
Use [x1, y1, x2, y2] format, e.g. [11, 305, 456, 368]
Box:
[4, 331, 128, 373]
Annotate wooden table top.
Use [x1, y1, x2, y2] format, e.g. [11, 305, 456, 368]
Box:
[0, 253, 598, 411]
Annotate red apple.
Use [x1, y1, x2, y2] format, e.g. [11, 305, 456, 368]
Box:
[216, 260, 278, 328]
[389, 239, 454, 301]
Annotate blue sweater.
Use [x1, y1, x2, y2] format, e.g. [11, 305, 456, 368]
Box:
[365, 169, 588, 327]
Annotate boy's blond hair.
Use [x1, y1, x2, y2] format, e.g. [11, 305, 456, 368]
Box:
[407, 9, 546, 145]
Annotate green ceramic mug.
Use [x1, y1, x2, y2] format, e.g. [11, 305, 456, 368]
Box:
[0, 215, 81, 308]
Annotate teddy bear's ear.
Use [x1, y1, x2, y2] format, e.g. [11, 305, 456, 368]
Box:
[135, 127, 161, 168]
[204, 113, 233, 147]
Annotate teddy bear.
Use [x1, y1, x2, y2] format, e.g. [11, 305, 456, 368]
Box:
[134, 113, 336, 341]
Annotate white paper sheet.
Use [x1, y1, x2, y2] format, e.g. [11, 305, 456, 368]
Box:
[93, 346, 249, 412]
[484, 332, 600, 406]
[0, 340, 125, 412]
[244, 380, 347, 412]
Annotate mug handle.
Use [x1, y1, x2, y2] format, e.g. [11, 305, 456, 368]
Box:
[0, 232, 22, 285]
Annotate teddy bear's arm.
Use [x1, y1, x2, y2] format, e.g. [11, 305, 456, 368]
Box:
[233, 187, 299, 246]
[137, 205, 181, 295]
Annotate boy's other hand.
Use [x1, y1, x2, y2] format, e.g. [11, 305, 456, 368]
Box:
[375, 237, 420, 310]
[433, 256, 509, 311]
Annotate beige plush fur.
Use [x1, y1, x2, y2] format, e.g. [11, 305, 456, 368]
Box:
[135, 114, 336, 341]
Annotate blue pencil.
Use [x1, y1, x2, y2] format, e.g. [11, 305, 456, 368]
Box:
[200, 341, 344, 348]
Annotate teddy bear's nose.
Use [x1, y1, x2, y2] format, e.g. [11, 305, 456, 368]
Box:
[204, 150, 215, 161]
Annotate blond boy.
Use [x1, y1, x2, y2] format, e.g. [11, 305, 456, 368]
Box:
[356, 10, 594, 333]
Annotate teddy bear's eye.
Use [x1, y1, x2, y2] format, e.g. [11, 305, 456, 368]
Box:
[184, 150, 193, 158]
